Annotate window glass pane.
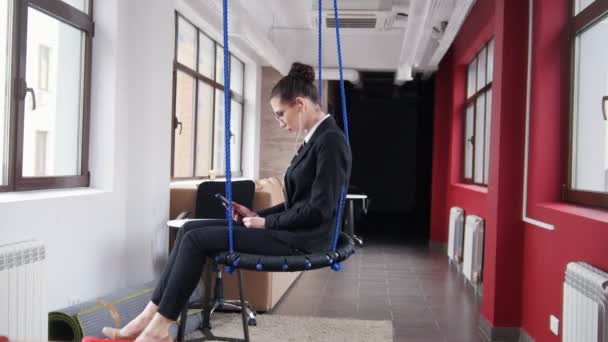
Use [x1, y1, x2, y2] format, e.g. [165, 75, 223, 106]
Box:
[195, 82, 213, 177]
[464, 104, 474, 179]
[173, 71, 195, 178]
[23, 8, 84, 177]
[230, 56, 244, 95]
[198, 32, 215, 79]
[215, 46, 225, 85]
[574, 0, 595, 15]
[477, 47, 487, 90]
[38, 45, 50, 90]
[61, 0, 89, 13]
[0, 0, 12, 185]
[213, 91, 242, 174]
[34, 131, 48, 176]
[230, 100, 242, 172]
[484, 91, 492, 185]
[474, 94, 486, 184]
[177, 17, 196, 70]
[467, 58, 477, 98]
[213, 90, 225, 174]
[571, 15, 608, 192]
[487, 40, 494, 84]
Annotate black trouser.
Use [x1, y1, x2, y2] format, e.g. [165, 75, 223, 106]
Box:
[151, 220, 293, 320]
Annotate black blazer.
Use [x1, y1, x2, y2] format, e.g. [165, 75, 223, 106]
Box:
[257, 116, 352, 253]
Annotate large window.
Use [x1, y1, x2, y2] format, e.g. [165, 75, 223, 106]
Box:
[463, 40, 494, 186]
[172, 13, 245, 179]
[565, 0, 608, 208]
[0, 0, 92, 192]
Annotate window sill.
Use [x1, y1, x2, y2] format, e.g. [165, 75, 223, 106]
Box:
[0, 187, 106, 204]
[452, 182, 488, 194]
[537, 201, 608, 225]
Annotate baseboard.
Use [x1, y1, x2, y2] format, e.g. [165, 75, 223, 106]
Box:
[429, 241, 447, 253]
[518, 329, 535, 342]
[479, 317, 521, 342]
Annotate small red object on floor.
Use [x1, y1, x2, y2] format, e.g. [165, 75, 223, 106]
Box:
[82, 337, 132, 342]
[0, 336, 9, 342]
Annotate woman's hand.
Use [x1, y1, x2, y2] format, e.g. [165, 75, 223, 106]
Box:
[232, 202, 257, 217]
[230, 201, 258, 223]
[242, 217, 266, 229]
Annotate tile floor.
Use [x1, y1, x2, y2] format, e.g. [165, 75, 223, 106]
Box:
[272, 227, 487, 342]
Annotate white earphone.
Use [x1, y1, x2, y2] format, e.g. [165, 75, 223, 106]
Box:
[293, 106, 304, 155]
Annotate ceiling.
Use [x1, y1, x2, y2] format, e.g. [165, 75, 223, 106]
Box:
[188, 0, 475, 83]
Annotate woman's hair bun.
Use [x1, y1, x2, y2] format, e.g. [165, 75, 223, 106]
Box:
[288, 62, 315, 83]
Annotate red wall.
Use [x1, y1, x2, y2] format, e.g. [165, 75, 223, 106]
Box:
[521, 0, 608, 340]
[430, 0, 495, 243]
[431, 0, 608, 340]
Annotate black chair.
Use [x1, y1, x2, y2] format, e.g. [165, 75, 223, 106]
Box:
[195, 180, 256, 219]
[178, 180, 258, 340]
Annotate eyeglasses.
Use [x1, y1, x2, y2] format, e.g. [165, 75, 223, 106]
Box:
[273, 102, 299, 124]
[274, 111, 285, 123]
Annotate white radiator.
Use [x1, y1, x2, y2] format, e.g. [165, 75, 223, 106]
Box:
[563, 262, 608, 342]
[447, 207, 465, 264]
[462, 215, 484, 286]
[0, 240, 47, 341]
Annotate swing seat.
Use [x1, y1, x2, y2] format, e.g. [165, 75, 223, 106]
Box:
[176, 233, 355, 341]
[216, 232, 355, 272]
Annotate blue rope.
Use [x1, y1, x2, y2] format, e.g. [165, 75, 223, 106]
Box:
[330, 0, 351, 263]
[318, 0, 322, 100]
[221, 0, 351, 272]
[222, 0, 234, 258]
[333, 0, 350, 146]
[332, 186, 347, 250]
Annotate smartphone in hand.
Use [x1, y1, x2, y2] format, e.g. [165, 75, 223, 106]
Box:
[214, 193, 254, 218]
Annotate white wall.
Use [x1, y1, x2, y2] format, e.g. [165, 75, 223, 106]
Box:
[0, 0, 262, 311]
[0, 0, 174, 310]
[243, 64, 262, 179]
[120, 0, 175, 284]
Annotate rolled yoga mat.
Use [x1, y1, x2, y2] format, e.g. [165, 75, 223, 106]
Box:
[48, 283, 203, 341]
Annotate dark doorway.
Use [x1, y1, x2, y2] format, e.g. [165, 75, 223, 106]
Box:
[329, 72, 435, 241]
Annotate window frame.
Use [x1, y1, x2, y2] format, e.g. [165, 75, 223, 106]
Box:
[462, 40, 493, 186]
[0, 0, 93, 193]
[171, 12, 245, 180]
[564, 0, 608, 209]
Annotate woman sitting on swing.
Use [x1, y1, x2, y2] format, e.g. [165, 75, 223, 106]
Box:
[102, 62, 352, 341]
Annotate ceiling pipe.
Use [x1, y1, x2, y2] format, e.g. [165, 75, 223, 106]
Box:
[413, 0, 441, 68]
[394, 65, 413, 86]
[427, 0, 476, 68]
[394, 0, 433, 84]
[205, 0, 290, 75]
[315, 68, 361, 85]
